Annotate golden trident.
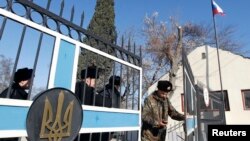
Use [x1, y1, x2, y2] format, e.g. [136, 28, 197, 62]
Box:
[40, 91, 74, 141]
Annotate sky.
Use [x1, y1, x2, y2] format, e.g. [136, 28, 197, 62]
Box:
[31, 0, 250, 56]
[116, 0, 250, 56]
[0, 0, 249, 96]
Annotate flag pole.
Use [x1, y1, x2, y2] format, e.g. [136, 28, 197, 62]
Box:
[210, 0, 226, 123]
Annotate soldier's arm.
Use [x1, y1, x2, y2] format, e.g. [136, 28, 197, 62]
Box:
[75, 82, 83, 103]
[142, 98, 159, 127]
[167, 98, 185, 121]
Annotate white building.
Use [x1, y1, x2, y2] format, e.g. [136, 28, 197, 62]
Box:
[148, 45, 250, 125]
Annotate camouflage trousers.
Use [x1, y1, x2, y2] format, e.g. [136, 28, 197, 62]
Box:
[141, 129, 166, 141]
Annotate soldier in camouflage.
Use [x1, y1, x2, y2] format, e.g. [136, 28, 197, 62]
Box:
[141, 80, 185, 141]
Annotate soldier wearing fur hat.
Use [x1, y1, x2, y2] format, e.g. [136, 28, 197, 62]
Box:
[74, 66, 100, 141]
[91, 75, 122, 141]
[0, 67, 33, 100]
[141, 80, 185, 141]
[0, 68, 33, 141]
[95, 75, 121, 108]
[75, 66, 99, 106]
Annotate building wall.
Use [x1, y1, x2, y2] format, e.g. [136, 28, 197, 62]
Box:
[147, 45, 250, 125]
[188, 46, 250, 124]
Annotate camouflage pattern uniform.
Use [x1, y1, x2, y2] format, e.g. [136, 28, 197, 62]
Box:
[141, 91, 185, 141]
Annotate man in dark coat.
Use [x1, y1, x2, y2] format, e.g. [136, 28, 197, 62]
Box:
[141, 80, 185, 141]
[0, 67, 33, 141]
[75, 66, 99, 105]
[93, 75, 122, 141]
[95, 75, 121, 108]
[0, 68, 33, 99]
[74, 66, 99, 141]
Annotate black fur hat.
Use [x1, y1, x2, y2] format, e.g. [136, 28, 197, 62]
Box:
[14, 68, 33, 83]
[109, 75, 121, 86]
[81, 66, 99, 79]
[157, 80, 172, 92]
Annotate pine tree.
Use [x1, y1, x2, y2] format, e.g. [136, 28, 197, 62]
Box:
[88, 0, 117, 44]
[77, 0, 117, 88]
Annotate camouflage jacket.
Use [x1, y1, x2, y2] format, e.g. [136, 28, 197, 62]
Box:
[141, 91, 184, 141]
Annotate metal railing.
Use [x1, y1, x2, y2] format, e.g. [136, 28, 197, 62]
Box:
[167, 121, 185, 141]
[0, 0, 142, 141]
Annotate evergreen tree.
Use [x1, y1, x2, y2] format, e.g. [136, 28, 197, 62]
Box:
[88, 0, 117, 44]
[77, 0, 117, 89]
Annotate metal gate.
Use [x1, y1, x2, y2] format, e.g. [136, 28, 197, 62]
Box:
[0, 0, 142, 140]
[182, 48, 225, 141]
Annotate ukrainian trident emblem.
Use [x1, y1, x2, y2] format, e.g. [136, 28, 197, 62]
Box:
[26, 88, 83, 141]
[40, 91, 73, 141]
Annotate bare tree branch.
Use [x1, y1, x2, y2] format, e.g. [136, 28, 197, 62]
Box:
[141, 13, 243, 97]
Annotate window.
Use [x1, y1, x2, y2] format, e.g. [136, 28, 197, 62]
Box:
[242, 90, 250, 110]
[181, 90, 230, 112]
[202, 52, 206, 59]
[197, 90, 230, 111]
[210, 90, 230, 111]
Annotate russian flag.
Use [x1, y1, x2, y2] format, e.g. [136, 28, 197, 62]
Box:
[212, 0, 225, 16]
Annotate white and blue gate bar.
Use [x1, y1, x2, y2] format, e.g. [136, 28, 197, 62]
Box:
[0, 99, 140, 138]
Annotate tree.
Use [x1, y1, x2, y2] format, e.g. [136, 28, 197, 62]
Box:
[142, 12, 243, 96]
[0, 55, 13, 92]
[77, 0, 117, 89]
[182, 23, 243, 54]
[87, 0, 117, 44]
